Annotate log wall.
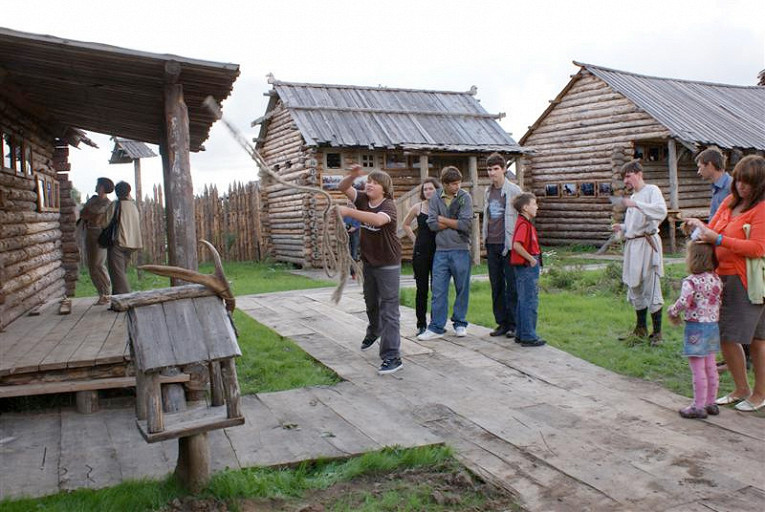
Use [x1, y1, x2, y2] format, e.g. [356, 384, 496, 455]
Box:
[0, 98, 66, 329]
[523, 70, 679, 246]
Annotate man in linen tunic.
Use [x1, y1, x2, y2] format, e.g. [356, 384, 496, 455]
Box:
[613, 160, 668, 339]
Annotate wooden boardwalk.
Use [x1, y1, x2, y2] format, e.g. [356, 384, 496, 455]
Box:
[0, 299, 130, 392]
[1, 285, 763, 510]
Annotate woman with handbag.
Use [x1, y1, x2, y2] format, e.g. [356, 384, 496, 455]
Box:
[106, 181, 142, 295]
[686, 155, 765, 413]
[80, 177, 114, 305]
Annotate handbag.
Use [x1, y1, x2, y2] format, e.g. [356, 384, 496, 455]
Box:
[97, 201, 121, 248]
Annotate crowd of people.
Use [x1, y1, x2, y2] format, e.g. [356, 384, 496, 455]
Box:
[80, 150, 765, 417]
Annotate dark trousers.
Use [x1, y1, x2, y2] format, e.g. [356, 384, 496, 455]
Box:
[487, 243, 517, 331]
[362, 264, 401, 360]
[412, 248, 434, 329]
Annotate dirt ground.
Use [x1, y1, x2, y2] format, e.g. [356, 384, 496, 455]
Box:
[162, 466, 520, 512]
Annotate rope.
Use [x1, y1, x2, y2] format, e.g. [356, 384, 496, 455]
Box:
[203, 97, 361, 303]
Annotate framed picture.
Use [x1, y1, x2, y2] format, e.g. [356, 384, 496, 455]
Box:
[321, 174, 343, 190]
[544, 183, 560, 197]
[580, 182, 596, 197]
[598, 182, 613, 196]
[562, 183, 578, 197]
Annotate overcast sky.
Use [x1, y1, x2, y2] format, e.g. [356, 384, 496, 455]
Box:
[6, 0, 765, 200]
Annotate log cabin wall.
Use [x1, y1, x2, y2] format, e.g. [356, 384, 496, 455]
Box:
[522, 70, 672, 245]
[0, 98, 67, 329]
[259, 99, 312, 266]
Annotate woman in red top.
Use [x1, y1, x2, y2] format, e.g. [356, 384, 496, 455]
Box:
[686, 155, 765, 412]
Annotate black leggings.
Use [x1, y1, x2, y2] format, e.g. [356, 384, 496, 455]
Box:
[412, 249, 434, 329]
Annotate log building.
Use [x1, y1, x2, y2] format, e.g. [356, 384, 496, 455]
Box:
[0, 27, 238, 333]
[519, 62, 765, 247]
[254, 78, 526, 266]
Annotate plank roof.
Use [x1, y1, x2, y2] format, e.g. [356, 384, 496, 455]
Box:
[578, 62, 765, 150]
[261, 80, 526, 153]
[0, 27, 239, 151]
[109, 137, 158, 163]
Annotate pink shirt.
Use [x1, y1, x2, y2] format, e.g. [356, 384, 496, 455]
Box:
[667, 272, 722, 323]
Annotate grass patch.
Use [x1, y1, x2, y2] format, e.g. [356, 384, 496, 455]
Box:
[233, 310, 339, 394]
[1, 446, 517, 512]
[73, 260, 333, 298]
[401, 262, 735, 398]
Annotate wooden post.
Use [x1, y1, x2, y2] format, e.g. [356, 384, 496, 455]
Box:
[667, 139, 679, 253]
[419, 155, 429, 182]
[134, 158, 144, 278]
[176, 433, 210, 493]
[75, 390, 99, 414]
[146, 372, 164, 433]
[468, 156, 480, 265]
[209, 361, 224, 407]
[220, 358, 242, 419]
[162, 61, 198, 278]
[161, 367, 187, 413]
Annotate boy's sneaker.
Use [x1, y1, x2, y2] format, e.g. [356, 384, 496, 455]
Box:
[520, 338, 546, 347]
[361, 336, 378, 351]
[378, 357, 403, 375]
[454, 326, 467, 337]
[417, 329, 442, 341]
[416, 327, 427, 336]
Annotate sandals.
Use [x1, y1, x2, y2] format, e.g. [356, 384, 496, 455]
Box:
[734, 398, 765, 412]
[715, 393, 751, 406]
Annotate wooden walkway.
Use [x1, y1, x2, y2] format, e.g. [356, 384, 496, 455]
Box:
[1, 285, 763, 510]
[0, 299, 129, 391]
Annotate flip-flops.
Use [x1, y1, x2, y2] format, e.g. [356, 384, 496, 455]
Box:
[715, 393, 750, 405]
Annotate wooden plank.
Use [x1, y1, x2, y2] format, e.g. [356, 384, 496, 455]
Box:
[85, 312, 129, 367]
[59, 408, 123, 491]
[39, 306, 118, 371]
[1, 300, 92, 376]
[192, 296, 240, 361]
[161, 299, 211, 365]
[0, 373, 190, 398]
[0, 410, 61, 499]
[67, 312, 123, 368]
[128, 304, 175, 372]
[136, 405, 244, 443]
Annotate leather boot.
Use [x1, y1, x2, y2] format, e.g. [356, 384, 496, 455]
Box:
[619, 308, 648, 340]
[649, 309, 663, 346]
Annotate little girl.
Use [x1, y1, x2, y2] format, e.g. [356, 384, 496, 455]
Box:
[668, 241, 723, 419]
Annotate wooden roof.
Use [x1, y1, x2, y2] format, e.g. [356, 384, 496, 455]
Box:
[257, 79, 526, 153]
[0, 27, 240, 151]
[521, 61, 765, 151]
[109, 137, 158, 164]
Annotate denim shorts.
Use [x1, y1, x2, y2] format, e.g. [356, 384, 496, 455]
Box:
[683, 321, 720, 357]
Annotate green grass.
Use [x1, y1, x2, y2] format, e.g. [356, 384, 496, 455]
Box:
[233, 310, 339, 394]
[401, 261, 735, 398]
[74, 260, 333, 298]
[1, 446, 513, 512]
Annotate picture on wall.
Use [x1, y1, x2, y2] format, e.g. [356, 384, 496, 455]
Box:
[545, 183, 560, 197]
[598, 182, 613, 196]
[562, 183, 578, 197]
[580, 182, 596, 197]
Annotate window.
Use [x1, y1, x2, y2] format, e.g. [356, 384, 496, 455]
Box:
[326, 153, 342, 169]
[598, 182, 613, 196]
[384, 153, 407, 169]
[3, 133, 18, 173]
[544, 184, 560, 197]
[360, 153, 375, 169]
[579, 182, 596, 197]
[36, 174, 60, 212]
[24, 143, 33, 176]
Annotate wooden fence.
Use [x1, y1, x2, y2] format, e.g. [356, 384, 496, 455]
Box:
[138, 181, 265, 265]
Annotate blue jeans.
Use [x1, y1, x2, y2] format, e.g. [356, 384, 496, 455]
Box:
[515, 263, 540, 341]
[486, 243, 517, 331]
[428, 250, 471, 333]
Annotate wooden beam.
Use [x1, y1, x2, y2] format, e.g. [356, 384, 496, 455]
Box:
[468, 156, 480, 265]
[162, 63, 198, 276]
[667, 139, 679, 210]
[419, 155, 429, 182]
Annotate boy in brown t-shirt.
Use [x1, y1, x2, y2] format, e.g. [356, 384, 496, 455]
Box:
[338, 165, 403, 374]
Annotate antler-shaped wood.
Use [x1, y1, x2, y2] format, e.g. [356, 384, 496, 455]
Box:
[138, 240, 235, 311]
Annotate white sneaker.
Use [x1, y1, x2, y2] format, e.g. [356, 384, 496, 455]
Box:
[417, 329, 443, 341]
[454, 326, 467, 337]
